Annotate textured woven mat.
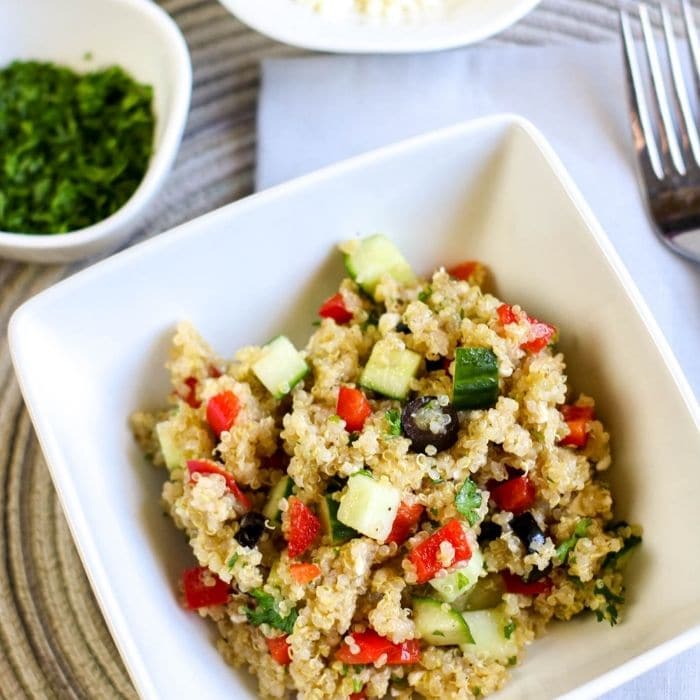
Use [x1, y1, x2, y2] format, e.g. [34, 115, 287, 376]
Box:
[0, 1, 676, 697]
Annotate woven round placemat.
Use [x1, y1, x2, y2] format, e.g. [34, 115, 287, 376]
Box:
[0, 2, 644, 698]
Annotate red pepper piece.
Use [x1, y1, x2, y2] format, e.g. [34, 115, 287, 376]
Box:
[559, 404, 595, 448]
[520, 320, 557, 353]
[502, 571, 553, 596]
[286, 497, 321, 558]
[386, 502, 425, 545]
[447, 260, 482, 281]
[178, 376, 201, 408]
[407, 519, 472, 584]
[206, 390, 241, 437]
[186, 460, 250, 510]
[385, 639, 421, 665]
[490, 475, 536, 514]
[349, 690, 367, 700]
[265, 635, 291, 665]
[319, 293, 353, 324]
[182, 566, 230, 609]
[289, 562, 322, 584]
[497, 304, 556, 353]
[335, 630, 421, 666]
[336, 386, 372, 432]
[497, 303, 518, 326]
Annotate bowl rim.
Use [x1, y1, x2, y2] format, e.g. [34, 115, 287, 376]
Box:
[0, 0, 192, 252]
[218, 0, 542, 54]
[9, 114, 700, 700]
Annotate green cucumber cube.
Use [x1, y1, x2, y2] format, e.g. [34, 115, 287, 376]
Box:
[253, 336, 309, 399]
[262, 475, 294, 522]
[343, 234, 416, 297]
[320, 494, 358, 544]
[360, 339, 421, 400]
[156, 419, 183, 470]
[336, 473, 400, 542]
[460, 607, 517, 661]
[412, 596, 474, 646]
[429, 545, 484, 603]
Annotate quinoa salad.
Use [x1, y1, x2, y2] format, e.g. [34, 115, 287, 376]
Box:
[131, 234, 642, 700]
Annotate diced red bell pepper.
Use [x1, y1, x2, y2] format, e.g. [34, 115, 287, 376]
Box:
[265, 635, 291, 665]
[559, 404, 595, 448]
[407, 519, 472, 584]
[349, 689, 367, 700]
[286, 497, 321, 558]
[490, 475, 535, 514]
[447, 260, 482, 282]
[182, 566, 230, 609]
[386, 502, 425, 545]
[186, 460, 250, 510]
[206, 390, 241, 437]
[319, 293, 353, 324]
[335, 630, 421, 665]
[502, 571, 553, 596]
[521, 320, 557, 353]
[178, 376, 201, 408]
[336, 386, 372, 432]
[289, 562, 322, 584]
[496, 304, 557, 353]
[497, 303, 518, 326]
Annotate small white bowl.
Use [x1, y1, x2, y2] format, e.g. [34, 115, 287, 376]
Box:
[219, 0, 542, 54]
[0, 0, 191, 264]
[8, 115, 700, 699]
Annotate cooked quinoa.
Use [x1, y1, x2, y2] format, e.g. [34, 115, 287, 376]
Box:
[131, 235, 641, 700]
[296, 0, 450, 21]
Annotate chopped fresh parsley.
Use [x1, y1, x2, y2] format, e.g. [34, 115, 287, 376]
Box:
[242, 589, 297, 634]
[0, 60, 154, 234]
[352, 678, 364, 693]
[474, 688, 482, 697]
[503, 620, 516, 639]
[418, 287, 433, 303]
[385, 408, 402, 437]
[226, 554, 240, 569]
[455, 478, 482, 526]
[604, 534, 642, 570]
[311, 319, 321, 327]
[555, 517, 591, 564]
[340, 663, 349, 677]
[353, 469, 373, 478]
[361, 308, 380, 330]
[507, 656, 517, 666]
[593, 580, 624, 626]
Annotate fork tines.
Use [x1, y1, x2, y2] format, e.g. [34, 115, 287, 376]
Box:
[620, 1, 700, 180]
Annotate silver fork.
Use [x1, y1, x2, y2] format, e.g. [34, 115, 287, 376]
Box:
[620, 1, 700, 262]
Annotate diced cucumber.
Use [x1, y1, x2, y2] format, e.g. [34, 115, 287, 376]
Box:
[262, 475, 294, 522]
[452, 347, 499, 410]
[360, 339, 421, 400]
[336, 472, 400, 542]
[460, 607, 517, 661]
[455, 573, 506, 612]
[343, 234, 416, 297]
[320, 494, 358, 544]
[429, 545, 484, 603]
[156, 419, 184, 470]
[253, 336, 309, 399]
[412, 597, 474, 646]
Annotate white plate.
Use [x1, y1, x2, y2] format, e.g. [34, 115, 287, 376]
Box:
[9, 115, 700, 699]
[220, 0, 542, 53]
[0, 0, 191, 264]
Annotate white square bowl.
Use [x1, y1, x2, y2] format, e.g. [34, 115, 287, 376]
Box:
[9, 115, 700, 699]
[0, 0, 191, 264]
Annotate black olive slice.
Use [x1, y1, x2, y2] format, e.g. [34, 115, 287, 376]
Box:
[477, 520, 502, 545]
[234, 512, 267, 549]
[510, 512, 546, 554]
[401, 395, 459, 454]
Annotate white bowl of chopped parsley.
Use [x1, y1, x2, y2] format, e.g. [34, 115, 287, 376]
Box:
[0, 0, 191, 263]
